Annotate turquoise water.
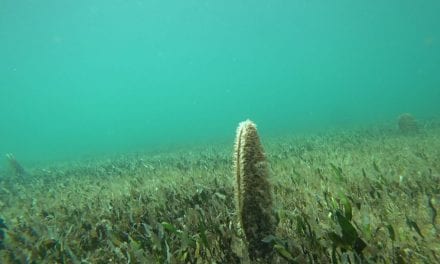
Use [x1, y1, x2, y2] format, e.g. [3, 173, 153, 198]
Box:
[1, 0, 439, 164]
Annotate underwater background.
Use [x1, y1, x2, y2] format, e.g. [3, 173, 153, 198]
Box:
[1, 0, 439, 164]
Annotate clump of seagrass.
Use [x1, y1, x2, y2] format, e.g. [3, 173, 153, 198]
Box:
[233, 120, 276, 261]
[398, 113, 418, 134]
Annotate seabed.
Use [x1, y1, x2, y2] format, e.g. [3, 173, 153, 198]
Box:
[0, 121, 439, 263]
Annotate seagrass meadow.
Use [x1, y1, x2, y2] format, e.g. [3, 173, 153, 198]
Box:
[0, 120, 439, 263]
[2, 1, 440, 263]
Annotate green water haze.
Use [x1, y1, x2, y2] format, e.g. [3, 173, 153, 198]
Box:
[1, 0, 439, 164]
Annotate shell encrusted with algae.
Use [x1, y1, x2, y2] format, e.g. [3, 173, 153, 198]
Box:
[234, 120, 276, 260]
